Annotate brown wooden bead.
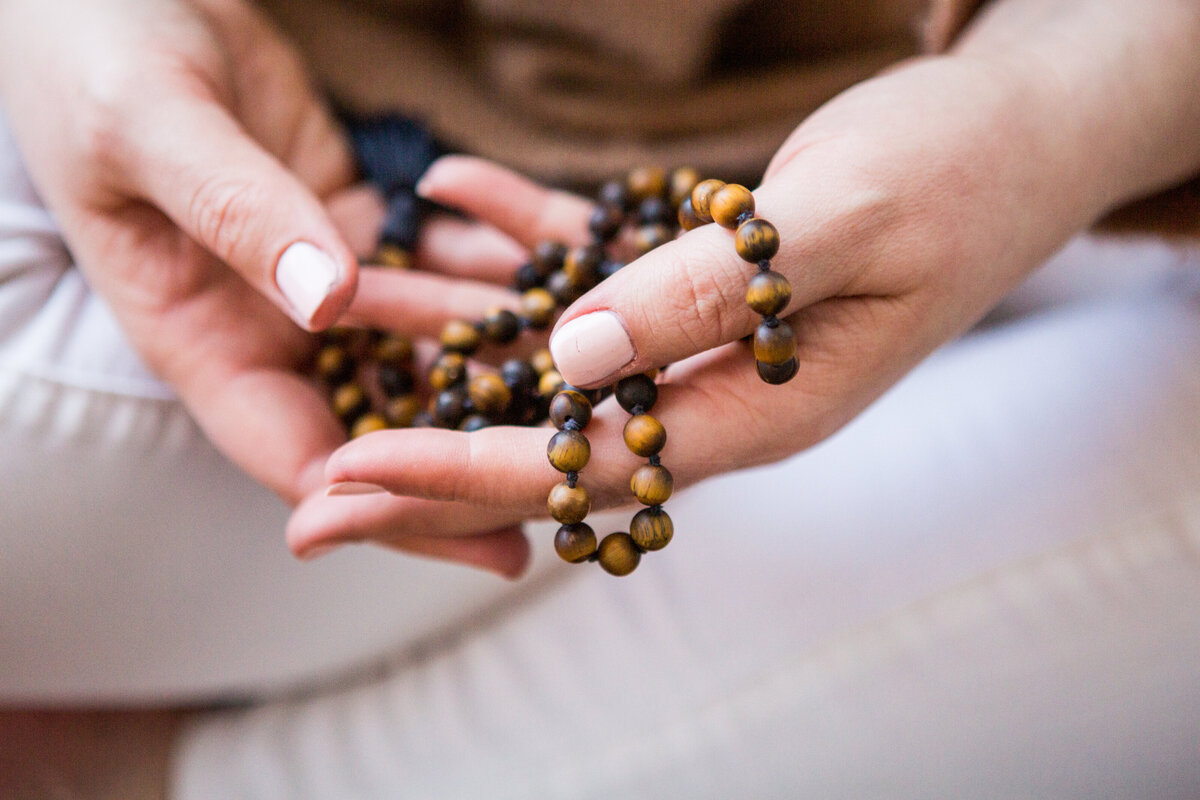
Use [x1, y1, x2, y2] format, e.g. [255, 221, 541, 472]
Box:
[384, 394, 421, 428]
[315, 345, 355, 385]
[677, 196, 702, 231]
[615, 373, 658, 413]
[332, 383, 370, 422]
[563, 245, 603, 288]
[538, 369, 565, 397]
[375, 243, 412, 269]
[429, 352, 467, 391]
[433, 388, 469, 428]
[756, 357, 799, 385]
[350, 412, 388, 438]
[481, 307, 521, 344]
[549, 390, 593, 430]
[373, 335, 413, 367]
[623, 414, 666, 457]
[630, 464, 673, 505]
[597, 532, 641, 576]
[626, 166, 667, 202]
[690, 179, 725, 224]
[745, 270, 792, 316]
[530, 348, 556, 375]
[520, 288, 556, 329]
[710, 183, 755, 229]
[468, 373, 512, 416]
[440, 319, 481, 355]
[735, 218, 780, 262]
[554, 522, 597, 563]
[630, 507, 674, 551]
[669, 166, 701, 209]
[548, 481, 591, 524]
[547, 429, 590, 472]
[753, 319, 796, 365]
[633, 224, 672, 255]
[532, 240, 567, 276]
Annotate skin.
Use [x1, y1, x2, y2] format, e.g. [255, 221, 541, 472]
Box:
[292, 0, 1200, 572]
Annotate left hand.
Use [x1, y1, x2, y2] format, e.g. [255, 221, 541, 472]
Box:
[287, 0, 1200, 574]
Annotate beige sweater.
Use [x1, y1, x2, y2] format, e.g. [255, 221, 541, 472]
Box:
[259, 0, 1196, 236]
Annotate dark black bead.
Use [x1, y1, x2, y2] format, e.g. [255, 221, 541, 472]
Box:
[514, 262, 543, 292]
[411, 410, 434, 427]
[531, 241, 567, 277]
[547, 270, 581, 306]
[378, 363, 414, 397]
[433, 388, 468, 428]
[756, 357, 799, 385]
[483, 308, 521, 344]
[598, 180, 629, 211]
[615, 374, 658, 413]
[500, 359, 538, 395]
[459, 414, 491, 432]
[588, 204, 624, 242]
[638, 196, 672, 226]
[598, 260, 624, 281]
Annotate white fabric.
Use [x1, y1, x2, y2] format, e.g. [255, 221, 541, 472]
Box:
[1, 108, 1199, 796]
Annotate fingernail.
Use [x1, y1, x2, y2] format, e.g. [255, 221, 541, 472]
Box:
[326, 481, 389, 497]
[275, 242, 340, 324]
[414, 161, 450, 198]
[549, 310, 635, 386]
[299, 542, 345, 561]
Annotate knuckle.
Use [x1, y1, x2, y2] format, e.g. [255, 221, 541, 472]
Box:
[186, 174, 263, 262]
[651, 247, 747, 351]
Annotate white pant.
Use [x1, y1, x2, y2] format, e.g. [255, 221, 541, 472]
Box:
[2, 110, 1199, 798]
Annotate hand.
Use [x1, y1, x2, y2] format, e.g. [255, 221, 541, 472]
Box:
[287, 0, 1200, 573]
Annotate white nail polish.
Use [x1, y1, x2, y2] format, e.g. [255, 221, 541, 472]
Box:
[326, 481, 389, 497]
[299, 543, 344, 561]
[549, 310, 635, 386]
[275, 242, 340, 324]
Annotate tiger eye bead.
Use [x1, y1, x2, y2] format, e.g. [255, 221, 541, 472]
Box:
[350, 412, 388, 438]
[548, 481, 591, 524]
[745, 270, 792, 316]
[547, 430, 590, 472]
[538, 369, 565, 397]
[756, 357, 799, 385]
[677, 196, 702, 231]
[375, 242, 412, 269]
[546, 270, 581, 306]
[710, 183, 755, 229]
[554, 522, 598, 563]
[433, 388, 469, 428]
[669, 166, 701, 208]
[384, 394, 421, 428]
[411, 410, 434, 427]
[531, 240, 567, 277]
[315, 345, 355, 385]
[530, 348, 556, 376]
[514, 262, 542, 292]
[630, 507, 674, 551]
[378, 363, 414, 397]
[482, 307, 521, 344]
[753, 319, 797, 365]
[638, 196, 672, 226]
[332, 383, 370, 423]
[598, 180, 630, 211]
[630, 464, 673, 505]
[373, 335, 413, 367]
[623, 414, 666, 457]
[633, 224, 672, 255]
[440, 319, 481, 355]
[588, 204, 624, 242]
[429, 352, 467, 390]
[520, 288, 556, 329]
[459, 414, 491, 432]
[626, 166, 667, 202]
[500, 358, 538, 395]
[735, 218, 780, 262]
[563, 245, 603, 288]
[615, 374, 658, 413]
[690, 179, 725, 224]
[597, 532, 641, 576]
[549, 390, 593, 430]
[468, 373, 512, 416]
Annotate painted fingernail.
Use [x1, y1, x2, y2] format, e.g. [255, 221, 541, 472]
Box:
[550, 310, 635, 386]
[326, 481, 389, 497]
[275, 242, 340, 324]
[299, 542, 345, 561]
[414, 159, 454, 198]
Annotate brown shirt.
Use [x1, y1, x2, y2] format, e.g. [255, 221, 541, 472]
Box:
[259, 0, 1196, 235]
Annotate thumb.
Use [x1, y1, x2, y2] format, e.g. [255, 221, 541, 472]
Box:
[548, 179, 837, 388]
[124, 94, 357, 330]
